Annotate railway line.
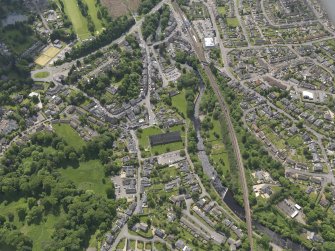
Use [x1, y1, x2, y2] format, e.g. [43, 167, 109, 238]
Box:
[171, 2, 254, 249]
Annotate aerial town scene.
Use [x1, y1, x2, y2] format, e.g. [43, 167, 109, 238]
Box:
[1, 0, 335, 250]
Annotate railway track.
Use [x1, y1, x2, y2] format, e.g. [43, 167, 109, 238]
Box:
[171, 2, 254, 249]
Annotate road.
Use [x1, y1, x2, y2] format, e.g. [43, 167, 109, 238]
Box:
[183, 198, 227, 244]
[138, 28, 157, 126]
[171, 2, 254, 250]
[109, 224, 172, 250]
[33, 0, 50, 32]
[130, 129, 143, 214]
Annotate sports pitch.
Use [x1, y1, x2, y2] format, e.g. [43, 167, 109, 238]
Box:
[35, 46, 61, 66]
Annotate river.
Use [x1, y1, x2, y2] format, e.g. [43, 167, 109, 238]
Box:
[223, 191, 308, 251]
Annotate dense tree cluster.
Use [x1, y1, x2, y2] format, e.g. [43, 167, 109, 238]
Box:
[174, 50, 198, 69]
[77, 0, 89, 17]
[0, 130, 117, 250]
[138, 0, 161, 15]
[0, 55, 33, 106]
[177, 71, 200, 118]
[0, 225, 33, 251]
[142, 5, 170, 40]
[142, 12, 160, 40]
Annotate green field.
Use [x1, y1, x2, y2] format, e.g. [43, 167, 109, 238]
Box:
[22, 213, 61, 251]
[60, 0, 90, 39]
[53, 123, 86, 150]
[226, 17, 239, 28]
[0, 199, 61, 251]
[152, 141, 184, 155]
[59, 160, 111, 197]
[172, 90, 187, 118]
[83, 0, 104, 34]
[217, 6, 226, 15]
[116, 238, 126, 249]
[137, 126, 163, 150]
[33, 71, 50, 78]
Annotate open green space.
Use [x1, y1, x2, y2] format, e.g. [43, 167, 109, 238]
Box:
[145, 242, 152, 250]
[83, 0, 104, 34]
[226, 17, 239, 28]
[60, 0, 90, 40]
[217, 6, 226, 15]
[137, 241, 144, 249]
[137, 126, 163, 150]
[0, 199, 62, 251]
[21, 213, 61, 251]
[151, 141, 184, 155]
[59, 159, 110, 197]
[172, 90, 187, 118]
[53, 123, 86, 150]
[129, 240, 136, 250]
[116, 238, 126, 249]
[33, 71, 50, 79]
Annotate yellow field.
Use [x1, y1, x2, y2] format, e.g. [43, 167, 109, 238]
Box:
[44, 47, 60, 57]
[35, 55, 51, 66]
[35, 46, 61, 66]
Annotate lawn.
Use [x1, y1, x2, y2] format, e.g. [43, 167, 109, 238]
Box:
[172, 90, 187, 118]
[21, 213, 61, 251]
[137, 241, 144, 249]
[116, 238, 126, 249]
[217, 6, 226, 15]
[137, 126, 163, 150]
[151, 141, 184, 155]
[83, 0, 104, 34]
[154, 242, 168, 250]
[33, 71, 50, 79]
[208, 118, 222, 141]
[53, 123, 86, 150]
[60, 0, 90, 40]
[287, 135, 304, 148]
[59, 160, 111, 197]
[129, 240, 136, 250]
[226, 17, 239, 28]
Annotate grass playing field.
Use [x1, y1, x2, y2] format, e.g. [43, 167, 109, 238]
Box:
[34, 46, 61, 66]
[35, 54, 51, 66]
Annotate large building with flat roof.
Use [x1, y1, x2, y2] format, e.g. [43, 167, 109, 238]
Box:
[149, 131, 182, 146]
